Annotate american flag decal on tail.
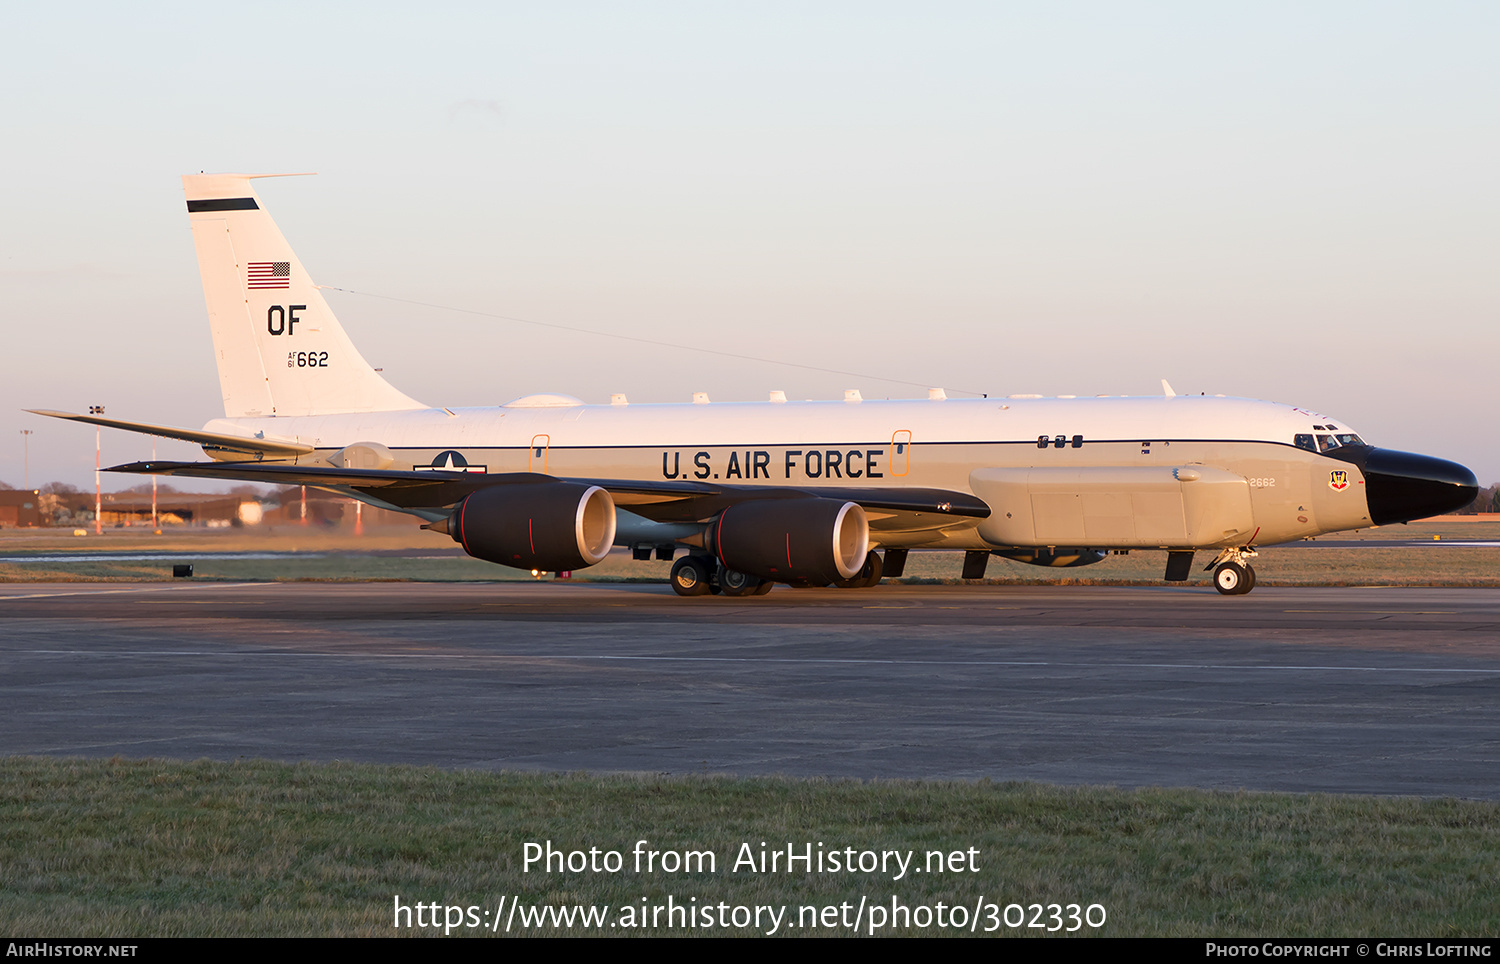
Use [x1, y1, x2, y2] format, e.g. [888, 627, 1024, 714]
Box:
[247, 262, 291, 289]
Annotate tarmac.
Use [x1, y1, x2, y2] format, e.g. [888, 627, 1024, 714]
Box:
[3, 580, 1498, 797]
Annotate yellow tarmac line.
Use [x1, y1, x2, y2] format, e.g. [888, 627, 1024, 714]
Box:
[1283, 610, 1457, 615]
[0, 583, 261, 601]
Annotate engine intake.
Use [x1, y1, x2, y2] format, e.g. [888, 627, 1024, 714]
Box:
[451, 483, 617, 571]
[709, 499, 868, 584]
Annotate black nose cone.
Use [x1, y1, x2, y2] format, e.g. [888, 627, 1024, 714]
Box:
[1363, 449, 1478, 525]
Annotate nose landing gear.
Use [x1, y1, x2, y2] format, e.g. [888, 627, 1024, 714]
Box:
[1213, 561, 1255, 595]
[1207, 547, 1259, 595]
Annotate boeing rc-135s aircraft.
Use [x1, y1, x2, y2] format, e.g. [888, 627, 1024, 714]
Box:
[31, 173, 1478, 596]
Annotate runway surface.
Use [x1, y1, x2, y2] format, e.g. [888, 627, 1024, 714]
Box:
[3, 581, 1498, 797]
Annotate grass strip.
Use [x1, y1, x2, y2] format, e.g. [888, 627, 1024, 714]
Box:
[2, 757, 1496, 937]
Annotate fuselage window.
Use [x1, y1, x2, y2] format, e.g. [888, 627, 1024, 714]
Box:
[1071, 434, 1083, 449]
[1294, 434, 1316, 452]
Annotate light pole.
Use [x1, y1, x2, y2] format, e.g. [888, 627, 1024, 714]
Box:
[19, 430, 32, 489]
[90, 405, 104, 534]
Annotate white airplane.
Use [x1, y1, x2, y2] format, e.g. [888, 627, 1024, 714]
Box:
[30, 173, 1478, 596]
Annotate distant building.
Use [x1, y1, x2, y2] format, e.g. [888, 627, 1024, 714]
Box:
[96, 492, 260, 527]
[20, 484, 412, 529]
[0, 490, 42, 527]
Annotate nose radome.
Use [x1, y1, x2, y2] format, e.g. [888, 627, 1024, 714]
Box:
[1361, 449, 1478, 525]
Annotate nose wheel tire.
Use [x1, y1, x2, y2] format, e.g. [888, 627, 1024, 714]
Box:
[670, 556, 714, 597]
[1213, 562, 1255, 595]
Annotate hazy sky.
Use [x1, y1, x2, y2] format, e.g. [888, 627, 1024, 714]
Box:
[3, 2, 1497, 489]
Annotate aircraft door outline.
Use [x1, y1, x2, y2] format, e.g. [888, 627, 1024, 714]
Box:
[890, 429, 912, 477]
[529, 434, 550, 474]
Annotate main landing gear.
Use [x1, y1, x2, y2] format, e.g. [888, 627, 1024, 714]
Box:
[718, 565, 774, 597]
[668, 551, 887, 597]
[669, 555, 774, 597]
[669, 555, 714, 596]
[1207, 547, 1259, 596]
[832, 551, 883, 589]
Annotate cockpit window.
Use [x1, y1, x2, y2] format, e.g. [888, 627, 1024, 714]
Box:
[1315, 433, 1366, 452]
[1297, 431, 1364, 452]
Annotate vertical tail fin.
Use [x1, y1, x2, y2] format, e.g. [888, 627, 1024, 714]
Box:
[183, 173, 426, 418]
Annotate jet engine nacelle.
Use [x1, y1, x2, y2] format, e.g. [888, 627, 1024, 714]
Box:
[451, 482, 617, 572]
[709, 498, 869, 584]
[993, 548, 1108, 568]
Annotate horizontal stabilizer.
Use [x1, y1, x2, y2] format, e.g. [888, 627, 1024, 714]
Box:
[27, 410, 314, 458]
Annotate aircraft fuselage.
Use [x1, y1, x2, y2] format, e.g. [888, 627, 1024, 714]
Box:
[204, 392, 1458, 551]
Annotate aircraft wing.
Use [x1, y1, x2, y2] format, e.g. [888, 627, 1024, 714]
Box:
[104, 459, 988, 530]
